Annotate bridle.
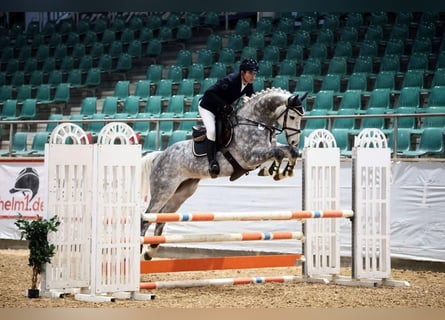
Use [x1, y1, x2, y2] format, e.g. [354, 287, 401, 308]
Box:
[234, 100, 304, 143]
[277, 103, 304, 142]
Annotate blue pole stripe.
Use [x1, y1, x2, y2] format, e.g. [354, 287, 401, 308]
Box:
[313, 210, 322, 218]
[254, 277, 263, 283]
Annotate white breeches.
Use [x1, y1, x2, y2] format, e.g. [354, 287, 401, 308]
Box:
[198, 106, 216, 141]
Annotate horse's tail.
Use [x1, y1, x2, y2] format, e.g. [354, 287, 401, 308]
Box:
[141, 151, 162, 200]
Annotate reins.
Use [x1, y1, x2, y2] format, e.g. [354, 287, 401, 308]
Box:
[234, 99, 304, 142]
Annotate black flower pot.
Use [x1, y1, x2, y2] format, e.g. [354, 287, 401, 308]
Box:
[27, 288, 40, 298]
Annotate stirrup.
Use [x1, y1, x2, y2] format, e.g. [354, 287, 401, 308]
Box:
[209, 161, 220, 178]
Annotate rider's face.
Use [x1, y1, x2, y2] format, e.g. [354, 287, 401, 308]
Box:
[241, 70, 257, 84]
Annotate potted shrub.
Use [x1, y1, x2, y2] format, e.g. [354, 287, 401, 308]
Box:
[14, 214, 60, 298]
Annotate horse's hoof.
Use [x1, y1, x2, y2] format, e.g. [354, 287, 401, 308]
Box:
[143, 251, 153, 260]
[258, 168, 268, 176]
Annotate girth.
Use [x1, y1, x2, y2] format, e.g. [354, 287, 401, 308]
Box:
[222, 149, 250, 181]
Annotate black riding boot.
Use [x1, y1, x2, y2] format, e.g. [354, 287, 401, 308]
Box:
[207, 139, 220, 178]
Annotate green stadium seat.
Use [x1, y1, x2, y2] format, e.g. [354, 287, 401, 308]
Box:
[295, 74, 314, 95]
[206, 33, 222, 54]
[331, 109, 356, 130]
[27, 132, 50, 156]
[0, 99, 18, 120]
[326, 56, 347, 76]
[134, 80, 152, 102]
[142, 131, 160, 155]
[337, 89, 362, 113]
[146, 64, 163, 85]
[113, 80, 130, 100]
[155, 79, 173, 99]
[400, 128, 444, 157]
[366, 88, 391, 111]
[374, 71, 396, 90]
[187, 63, 205, 83]
[304, 109, 328, 130]
[320, 74, 341, 93]
[120, 95, 140, 118]
[166, 95, 185, 115]
[101, 96, 119, 117]
[144, 95, 162, 116]
[167, 130, 190, 147]
[133, 113, 152, 139]
[79, 97, 98, 118]
[387, 128, 413, 154]
[18, 98, 37, 120]
[0, 132, 28, 156]
[347, 72, 368, 91]
[311, 90, 335, 114]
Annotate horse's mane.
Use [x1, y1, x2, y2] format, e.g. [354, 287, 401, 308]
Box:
[243, 87, 292, 108]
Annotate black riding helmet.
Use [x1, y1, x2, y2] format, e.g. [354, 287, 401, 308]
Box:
[239, 58, 259, 72]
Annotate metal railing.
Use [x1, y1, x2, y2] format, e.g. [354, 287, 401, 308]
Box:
[1, 112, 444, 159]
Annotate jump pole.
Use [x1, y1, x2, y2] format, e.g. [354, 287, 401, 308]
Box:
[141, 231, 305, 244]
[141, 210, 353, 223]
[140, 275, 309, 290]
[139, 211, 352, 275]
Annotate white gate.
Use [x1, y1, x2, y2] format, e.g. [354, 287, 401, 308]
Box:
[351, 128, 391, 280]
[43, 123, 93, 293]
[42, 122, 151, 301]
[302, 129, 342, 280]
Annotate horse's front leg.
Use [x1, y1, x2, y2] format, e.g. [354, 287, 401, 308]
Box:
[278, 146, 299, 179]
[258, 159, 282, 177]
[254, 147, 285, 179]
[257, 146, 298, 180]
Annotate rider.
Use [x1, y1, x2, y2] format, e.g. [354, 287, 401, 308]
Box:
[199, 58, 259, 178]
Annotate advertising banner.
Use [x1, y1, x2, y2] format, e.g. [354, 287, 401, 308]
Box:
[0, 161, 46, 239]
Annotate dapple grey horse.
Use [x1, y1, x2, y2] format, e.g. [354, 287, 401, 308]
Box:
[140, 88, 307, 260]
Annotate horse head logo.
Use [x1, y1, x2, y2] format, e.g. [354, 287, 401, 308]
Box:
[9, 167, 40, 201]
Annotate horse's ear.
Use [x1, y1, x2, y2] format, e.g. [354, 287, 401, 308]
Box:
[288, 92, 308, 107]
[299, 92, 308, 102]
[287, 95, 297, 106]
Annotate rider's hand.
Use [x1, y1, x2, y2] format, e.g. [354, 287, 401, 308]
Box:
[222, 105, 233, 115]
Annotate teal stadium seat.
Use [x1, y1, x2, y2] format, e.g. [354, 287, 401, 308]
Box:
[400, 128, 444, 157]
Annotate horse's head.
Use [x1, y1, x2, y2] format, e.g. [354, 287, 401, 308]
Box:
[280, 92, 306, 146]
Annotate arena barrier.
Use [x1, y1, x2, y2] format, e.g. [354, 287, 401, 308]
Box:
[41, 125, 408, 301]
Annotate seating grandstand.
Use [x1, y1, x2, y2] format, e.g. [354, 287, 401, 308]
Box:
[0, 11, 444, 157]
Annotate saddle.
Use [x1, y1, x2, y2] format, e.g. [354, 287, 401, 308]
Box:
[192, 117, 249, 181]
[192, 117, 232, 157]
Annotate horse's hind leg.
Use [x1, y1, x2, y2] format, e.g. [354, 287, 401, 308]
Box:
[142, 179, 200, 260]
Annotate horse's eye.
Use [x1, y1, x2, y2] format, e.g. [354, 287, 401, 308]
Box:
[289, 116, 295, 120]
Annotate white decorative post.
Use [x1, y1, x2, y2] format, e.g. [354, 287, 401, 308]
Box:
[302, 129, 342, 282]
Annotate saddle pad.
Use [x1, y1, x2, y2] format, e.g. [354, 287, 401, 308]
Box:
[192, 140, 207, 157]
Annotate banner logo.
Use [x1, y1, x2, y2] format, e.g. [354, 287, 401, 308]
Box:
[9, 167, 40, 201]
